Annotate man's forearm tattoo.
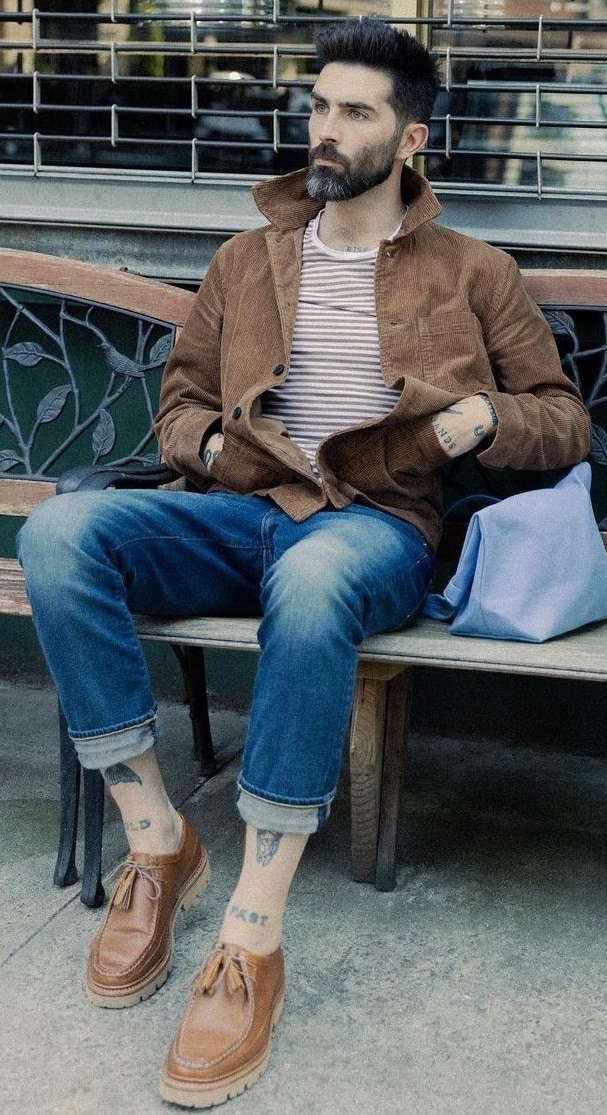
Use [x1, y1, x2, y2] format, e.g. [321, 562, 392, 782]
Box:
[256, 829, 282, 866]
[104, 763, 143, 787]
[431, 404, 464, 450]
[431, 417, 459, 452]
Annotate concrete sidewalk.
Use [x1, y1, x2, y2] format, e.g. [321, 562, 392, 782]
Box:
[2, 676, 607, 1115]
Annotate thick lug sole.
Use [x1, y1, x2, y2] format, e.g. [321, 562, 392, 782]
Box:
[87, 855, 211, 1009]
[158, 987, 285, 1109]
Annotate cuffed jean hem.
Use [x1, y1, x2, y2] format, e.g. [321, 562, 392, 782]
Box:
[236, 784, 332, 835]
[72, 715, 159, 770]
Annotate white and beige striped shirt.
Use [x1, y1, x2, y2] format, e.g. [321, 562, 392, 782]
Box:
[262, 211, 400, 468]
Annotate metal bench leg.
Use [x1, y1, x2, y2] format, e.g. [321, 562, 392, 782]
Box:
[53, 700, 106, 906]
[80, 768, 106, 907]
[172, 644, 217, 779]
[348, 663, 412, 891]
[53, 701, 80, 889]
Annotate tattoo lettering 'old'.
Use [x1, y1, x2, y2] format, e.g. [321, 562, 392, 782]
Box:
[256, 829, 282, 866]
[124, 819, 151, 832]
[104, 763, 143, 787]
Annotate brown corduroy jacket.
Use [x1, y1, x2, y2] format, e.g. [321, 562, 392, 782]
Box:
[155, 166, 591, 550]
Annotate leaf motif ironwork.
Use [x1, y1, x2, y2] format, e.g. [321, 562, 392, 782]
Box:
[0, 449, 21, 472]
[92, 409, 116, 459]
[149, 335, 173, 366]
[36, 385, 72, 425]
[0, 283, 176, 479]
[590, 423, 607, 467]
[4, 341, 51, 367]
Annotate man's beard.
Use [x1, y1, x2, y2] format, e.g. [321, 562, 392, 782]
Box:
[306, 134, 401, 202]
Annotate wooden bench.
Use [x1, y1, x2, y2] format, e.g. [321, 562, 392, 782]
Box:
[2, 247, 607, 904]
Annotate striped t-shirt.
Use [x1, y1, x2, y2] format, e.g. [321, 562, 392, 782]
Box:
[262, 211, 400, 469]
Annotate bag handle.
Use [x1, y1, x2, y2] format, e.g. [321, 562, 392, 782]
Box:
[442, 492, 501, 522]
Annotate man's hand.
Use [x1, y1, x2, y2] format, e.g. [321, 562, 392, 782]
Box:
[201, 431, 225, 471]
[430, 394, 498, 459]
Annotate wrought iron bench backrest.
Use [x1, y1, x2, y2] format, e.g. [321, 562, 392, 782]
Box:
[0, 248, 195, 483]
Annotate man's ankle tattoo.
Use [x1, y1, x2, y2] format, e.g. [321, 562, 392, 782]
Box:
[256, 829, 282, 866]
[124, 818, 151, 833]
[104, 762, 143, 787]
[228, 903, 269, 927]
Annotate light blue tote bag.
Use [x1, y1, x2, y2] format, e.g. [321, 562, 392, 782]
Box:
[423, 462, 607, 642]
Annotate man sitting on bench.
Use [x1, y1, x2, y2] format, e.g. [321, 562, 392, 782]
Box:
[18, 17, 590, 1110]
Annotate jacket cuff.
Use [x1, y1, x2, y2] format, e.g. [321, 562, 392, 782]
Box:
[198, 418, 223, 462]
[387, 417, 450, 476]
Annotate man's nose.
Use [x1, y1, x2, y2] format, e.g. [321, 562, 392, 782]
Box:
[313, 111, 340, 146]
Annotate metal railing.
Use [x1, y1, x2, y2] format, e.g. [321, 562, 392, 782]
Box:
[0, 1, 606, 200]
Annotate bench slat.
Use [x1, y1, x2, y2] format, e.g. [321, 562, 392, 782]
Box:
[133, 613, 607, 684]
[135, 614, 261, 651]
[0, 247, 195, 328]
[522, 268, 607, 307]
[4, 572, 606, 681]
[0, 479, 55, 518]
[357, 619, 607, 683]
[0, 559, 31, 616]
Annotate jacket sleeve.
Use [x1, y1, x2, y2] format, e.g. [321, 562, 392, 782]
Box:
[475, 253, 591, 470]
[154, 250, 226, 484]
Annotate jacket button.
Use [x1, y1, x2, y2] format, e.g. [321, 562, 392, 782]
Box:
[232, 406, 242, 419]
[272, 363, 285, 376]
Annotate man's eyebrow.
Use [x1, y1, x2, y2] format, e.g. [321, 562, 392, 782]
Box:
[310, 91, 377, 114]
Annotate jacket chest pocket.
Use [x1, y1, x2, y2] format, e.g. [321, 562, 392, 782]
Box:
[418, 311, 495, 394]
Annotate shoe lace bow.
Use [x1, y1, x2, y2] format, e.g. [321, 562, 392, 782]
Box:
[107, 859, 162, 911]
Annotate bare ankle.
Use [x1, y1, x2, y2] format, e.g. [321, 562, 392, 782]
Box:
[219, 901, 282, 956]
[123, 810, 183, 855]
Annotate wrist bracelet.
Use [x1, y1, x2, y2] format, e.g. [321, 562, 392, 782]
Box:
[483, 395, 499, 429]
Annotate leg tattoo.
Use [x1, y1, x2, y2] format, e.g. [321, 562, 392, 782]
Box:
[228, 904, 269, 926]
[256, 830, 282, 866]
[124, 818, 151, 833]
[104, 762, 143, 787]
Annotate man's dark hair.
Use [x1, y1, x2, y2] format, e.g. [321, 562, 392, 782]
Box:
[315, 17, 441, 127]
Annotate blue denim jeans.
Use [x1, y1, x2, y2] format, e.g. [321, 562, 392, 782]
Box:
[17, 490, 433, 833]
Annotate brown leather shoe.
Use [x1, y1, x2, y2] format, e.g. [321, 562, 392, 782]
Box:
[87, 814, 210, 1009]
[159, 942, 285, 1108]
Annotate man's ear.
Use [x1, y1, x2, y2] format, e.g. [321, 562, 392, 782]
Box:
[396, 122, 429, 161]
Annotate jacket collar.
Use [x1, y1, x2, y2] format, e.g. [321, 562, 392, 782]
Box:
[252, 164, 442, 238]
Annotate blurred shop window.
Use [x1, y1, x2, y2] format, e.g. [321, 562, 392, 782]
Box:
[0, 0, 605, 196]
[426, 0, 607, 197]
